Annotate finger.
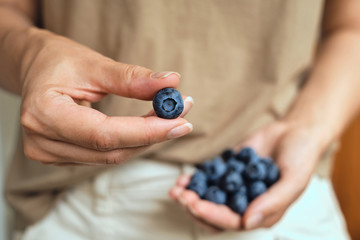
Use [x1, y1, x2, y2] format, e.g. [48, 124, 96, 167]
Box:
[24, 133, 146, 165]
[177, 189, 200, 206]
[169, 175, 190, 200]
[26, 94, 193, 151]
[188, 199, 242, 230]
[178, 190, 242, 230]
[96, 62, 181, 100]
[144, 95, 194, 118]
[176, 175, 192, 187]
[169, 186, 223, 233]
[243, 177, 298, 230]
[169, 186, 185, 201]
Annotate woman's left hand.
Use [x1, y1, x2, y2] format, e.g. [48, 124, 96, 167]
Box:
[169, 120, 329, 231]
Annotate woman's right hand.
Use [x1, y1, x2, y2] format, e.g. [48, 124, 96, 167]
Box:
[17, 28, 193, 166]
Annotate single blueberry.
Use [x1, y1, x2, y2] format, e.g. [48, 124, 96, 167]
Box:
[259, 157, 272, 168]
[235, 147, 258, 164]
[228, 192, 248, 215]
[244, 161, 267, 181]
[258, 158, 280, 186]
[227, 157, 246, 174]
[191, 170, 207, 182]
[219, 170, 244, 193]
[265, 162, 280, 187]
[186, 171, 208, 197]
[221, 149, 235, 161]
[153, 88, 184, 119]
[248, 181, 267, 201]
[203, 186, 227, 204]
[237, 184, 247, 196]
[198, 156, 227, 184]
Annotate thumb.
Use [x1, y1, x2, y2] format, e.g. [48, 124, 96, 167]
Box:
[95, 62, 181, 100]
[242, 128, 319, 230]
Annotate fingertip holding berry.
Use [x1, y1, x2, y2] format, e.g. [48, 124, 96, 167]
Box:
[153, 88, 184, 119]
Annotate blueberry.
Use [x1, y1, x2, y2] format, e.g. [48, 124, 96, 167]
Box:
[259, 157, 272, 168]
[197, 156, 227, 184]
[227, 158, 246, 174]
[235, 147, 258, 164]
[203, 186, 227, 204]
[221, 149, 235, 161]
[219, 170, 244, 193]
[248, 181, 267, 201]
[265, 162, 280, 187]
[237, 184, 247, 196]
[244, 161, 267, 181]
[191, 170, 207, 182]
[186, 171, 208, 197]
[153, 88, 184, 119]
[228, 192, 248, 215]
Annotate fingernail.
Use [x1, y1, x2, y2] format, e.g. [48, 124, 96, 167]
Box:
[167, 123, 193, 139]
[150, 71, 181, 79]
[185, 96, 194, 104]
[245, 213, 263, 230]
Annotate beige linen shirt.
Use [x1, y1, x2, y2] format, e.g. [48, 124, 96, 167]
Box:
[6, 0, 324, 228]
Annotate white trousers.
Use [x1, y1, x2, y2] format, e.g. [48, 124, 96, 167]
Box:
[21, 159, 350, 240]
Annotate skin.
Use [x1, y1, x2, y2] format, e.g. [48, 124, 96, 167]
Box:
[170, 0, 360, 231]
[0, 0, 193, 166]
[1, 0, 360, 233]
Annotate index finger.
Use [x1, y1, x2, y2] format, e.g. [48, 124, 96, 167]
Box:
[33, 95, 192, 151]
[178, 189, 242, 230]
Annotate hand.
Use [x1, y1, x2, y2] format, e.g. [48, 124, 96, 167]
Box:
[170, 120, 327, 231]
[19, 29, 193, 166]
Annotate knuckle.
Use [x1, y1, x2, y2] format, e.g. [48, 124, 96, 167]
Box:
[142, 125, 153, 146]
[23, 142, 49, 163]
[142, 118, 157, 146]
[103, 151, 125, 165]
[123, 64, 145, 97]
[123, 64, 141, 81]
[20, 110, 37, 133]
[23, 142, 37, 161]
[90, 130, 114, 151]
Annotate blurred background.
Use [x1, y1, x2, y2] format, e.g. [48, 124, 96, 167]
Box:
[0, 89, 21, 240]
[0, 88, 360, 239]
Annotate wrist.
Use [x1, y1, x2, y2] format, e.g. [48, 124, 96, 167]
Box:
[0, 26, 54, 94]
[280, 112, 334, 153]
[17, 28, 56, 90]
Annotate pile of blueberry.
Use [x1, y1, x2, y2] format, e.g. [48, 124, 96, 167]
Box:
[186, 147, 280, 215]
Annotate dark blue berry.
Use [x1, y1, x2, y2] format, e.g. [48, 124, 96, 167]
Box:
[237, 184, 247, 196]
[235, 147, 258, 164]
[191, 170, 207, 182]
[258, 158, 280, 186]
[228, 192, 248, 215]
[227, 158, 246, 174]
[221, 149, 235, 161]
[197, 156, 227, 184]
[265, 162, 280, 187]
[203, 186, 227, 204]
[219, 170, 244, 193]
[153, 88, 184, 119]
[244, 161, 267, 181]
[248, 181, 267, 201]
[186, 171, 208, 197]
